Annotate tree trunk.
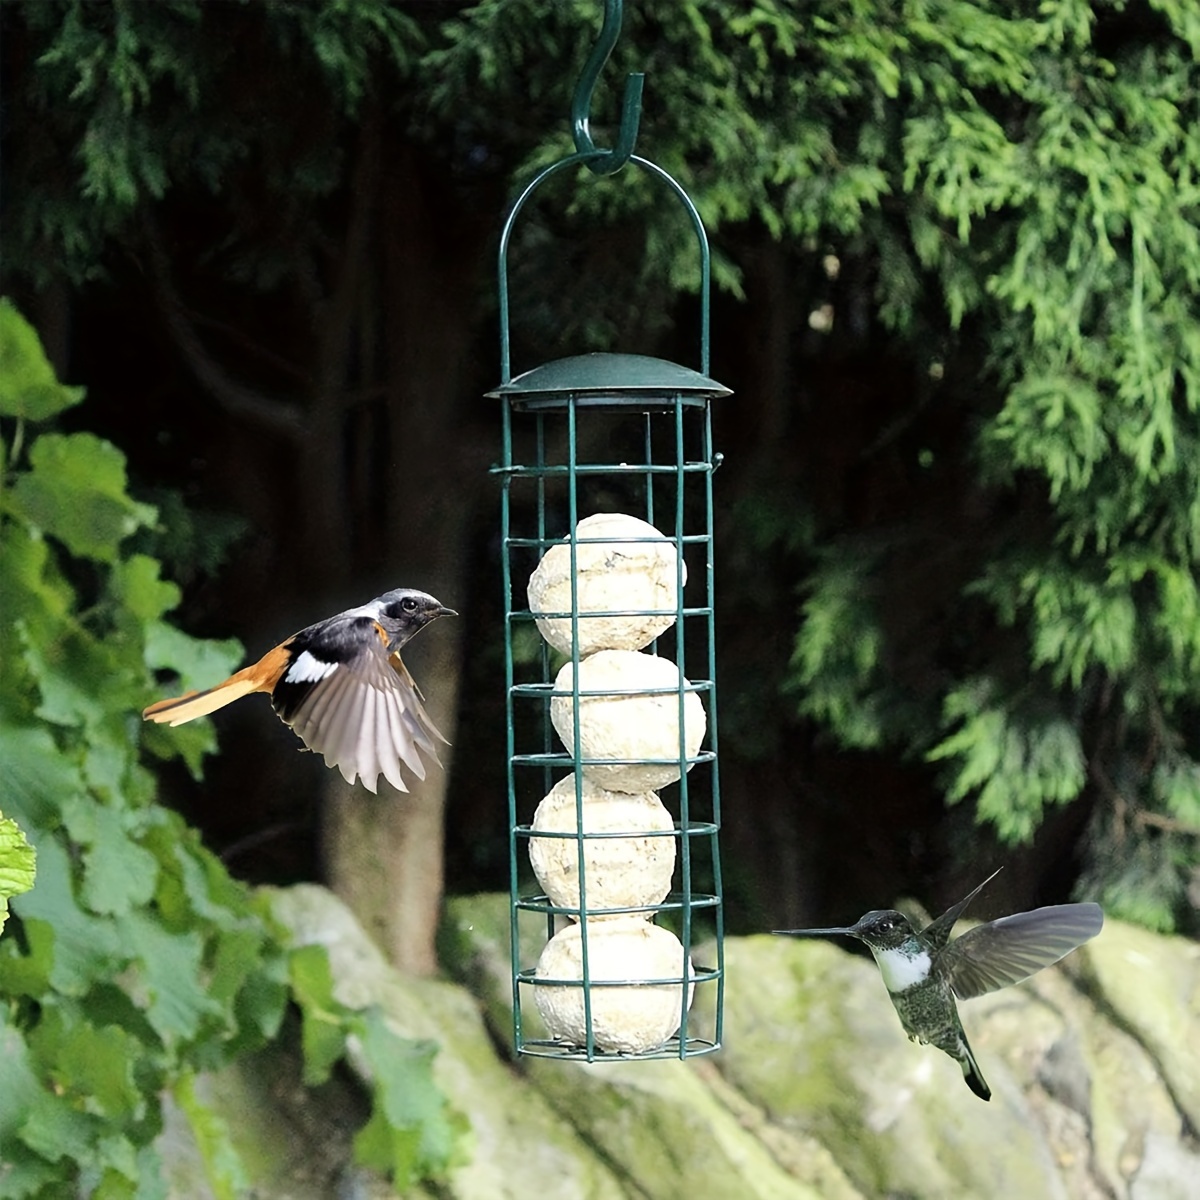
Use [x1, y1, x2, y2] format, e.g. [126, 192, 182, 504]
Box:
[320, 138, 495, 974]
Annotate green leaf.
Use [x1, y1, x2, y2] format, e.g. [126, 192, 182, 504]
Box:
[0, 720, 86, 829]
[110, 554, 182, 623]
[0, 1006, 47, 1145]
[0, 915, 55, 998]
[18, 1086, 103, 1166]
[11, 837, 124, 996]
[28, 1002, 143, 1123]
[60, 797, 158, 917]
[351, 1008, 463, 1186]
[288, 943, 347, 1086]
[141, 621, 243, 776]
[21, 624, 110, 733]
[116, 911, 218, 1044]
[0, 811, 37, 934]
[7, 433, 156, 563]
[171, 1072, 249, 1200]
[143, 620, 242, 694]
[0, 298, 85, 421]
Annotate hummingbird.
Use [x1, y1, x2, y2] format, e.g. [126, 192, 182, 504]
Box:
[774, 870, 1103, 1101]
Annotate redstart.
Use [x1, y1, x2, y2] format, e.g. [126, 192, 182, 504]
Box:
[143, 588, 456, 793]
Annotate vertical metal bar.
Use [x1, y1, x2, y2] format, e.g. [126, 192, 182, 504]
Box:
[704, 398, 725, 1048]
[564, 396, 595, 1060]
[502, 398, 524, 1053]
[673, 394, 692, 1056]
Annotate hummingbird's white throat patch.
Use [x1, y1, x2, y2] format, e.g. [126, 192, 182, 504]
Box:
[874, 946, 932, 993]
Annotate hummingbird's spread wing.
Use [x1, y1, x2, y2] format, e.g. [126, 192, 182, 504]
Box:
[944, 902, 1104, 1000]
[920, 867, 1004, 951]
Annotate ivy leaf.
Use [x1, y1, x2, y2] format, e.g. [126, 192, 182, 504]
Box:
[0, 811, 37, 934]
[143, 619, 242, 695]
[0, 720, 86, 829]
[0, 1005, 46, 1146]
[351, 1008, 463, 1186]
[27, 1001, 143, 1123]
[288, 943, 347, 1086]
[141, 621, 243, 776]
[171, 1072, 249, 1200]
[0, 916, 55, 998]
[0, 297, 85, 420]
[18, 1086, 104, 1167]
[7, 433, 156, 563]
[116, 911, 219, 1045]
[21, 624, 110, 734]
[60, 797, 158, 917]
[11, 837, 124, 996]
[109, 553, 182, 623]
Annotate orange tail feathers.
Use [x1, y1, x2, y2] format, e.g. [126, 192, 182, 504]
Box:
[142, 644, 291, 727]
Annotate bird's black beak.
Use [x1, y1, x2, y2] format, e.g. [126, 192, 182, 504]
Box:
[773, 926, 858, 938]
[437, 606, 458, 618]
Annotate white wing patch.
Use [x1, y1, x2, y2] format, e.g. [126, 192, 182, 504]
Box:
[873, 946, 932, 994]
[285, 650, 339, 685]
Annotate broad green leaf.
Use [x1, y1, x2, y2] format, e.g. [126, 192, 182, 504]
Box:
[0, 916, 55, 997]
[143, 620, 242, 694]
[21, 626, 109, 733]
[7, 433, 156, 563]
[110, 554, 182, 623]
[288, 943, 346, 1086]
[0, 1006, 46, 1144]
[172, 1072, 249, 1200]
[0, 298, 85, 420]
[18, 1087, 103, 1166]
[27, 1002, 143, 1123]
[11, 837, 124, 996]
[60, 797, 158, 916]
[351, 1008, 463, 1185]
[141, 622, 242, 776]
[116, 911, 217, 1043]
[0, 811, 37, 933]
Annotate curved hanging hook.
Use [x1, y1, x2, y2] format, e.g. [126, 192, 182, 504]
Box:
[570, 0, 644, 175]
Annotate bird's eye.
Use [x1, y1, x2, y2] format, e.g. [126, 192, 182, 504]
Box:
[401, 597, 418, 612]
[879, 920, 893, 931]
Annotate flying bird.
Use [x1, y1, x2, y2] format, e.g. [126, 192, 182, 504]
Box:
[774, 869, 1103, 1100]
[143, 588, 456, 793]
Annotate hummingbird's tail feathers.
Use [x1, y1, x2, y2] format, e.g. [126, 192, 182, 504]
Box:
[961, 1040, 992, 1101]
[945, 901, 1104, 1000]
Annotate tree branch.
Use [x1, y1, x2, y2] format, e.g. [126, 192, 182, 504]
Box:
[142, 225, 306, 439]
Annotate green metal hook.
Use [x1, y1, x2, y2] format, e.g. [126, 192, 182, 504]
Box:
[571, 0, 644, 175]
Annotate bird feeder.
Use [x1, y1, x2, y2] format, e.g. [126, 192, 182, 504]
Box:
[491, 0, 728, 1061]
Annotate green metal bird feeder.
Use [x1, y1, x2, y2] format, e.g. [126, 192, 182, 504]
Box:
[491, 0, 728, 1061]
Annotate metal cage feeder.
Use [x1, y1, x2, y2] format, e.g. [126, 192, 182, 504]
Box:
[490, 0, 729, 1062]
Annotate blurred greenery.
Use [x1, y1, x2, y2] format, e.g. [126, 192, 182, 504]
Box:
[0, 300, 461, 1196]
[2, 0, 1198, 942]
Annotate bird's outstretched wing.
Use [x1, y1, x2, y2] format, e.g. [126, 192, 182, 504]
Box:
[272, 618, 447, 794]
[944, 903, 1104, 1000]
[920, 867, 1003, 950]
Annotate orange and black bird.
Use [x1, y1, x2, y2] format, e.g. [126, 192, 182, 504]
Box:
[143, 589, 456, 793]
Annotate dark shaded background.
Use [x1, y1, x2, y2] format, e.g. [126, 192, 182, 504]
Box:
[1, 0, 1102, 934]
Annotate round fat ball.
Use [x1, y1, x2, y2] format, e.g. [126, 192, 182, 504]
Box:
[533, 918, 695, 1054]
[529, 775, 675, 918]
[528, 512, 685, 655]
[551, 650, 706, 793]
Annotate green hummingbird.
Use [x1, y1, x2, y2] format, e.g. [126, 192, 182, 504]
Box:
[774, 870, 1103, 1100]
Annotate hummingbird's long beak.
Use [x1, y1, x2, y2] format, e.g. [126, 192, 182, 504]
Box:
[772, 927, 859, 938]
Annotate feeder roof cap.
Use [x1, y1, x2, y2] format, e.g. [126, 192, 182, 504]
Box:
[488, 352, 731, 404]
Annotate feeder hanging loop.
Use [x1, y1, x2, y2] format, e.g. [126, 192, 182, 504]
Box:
[571, 0, 644, 175]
